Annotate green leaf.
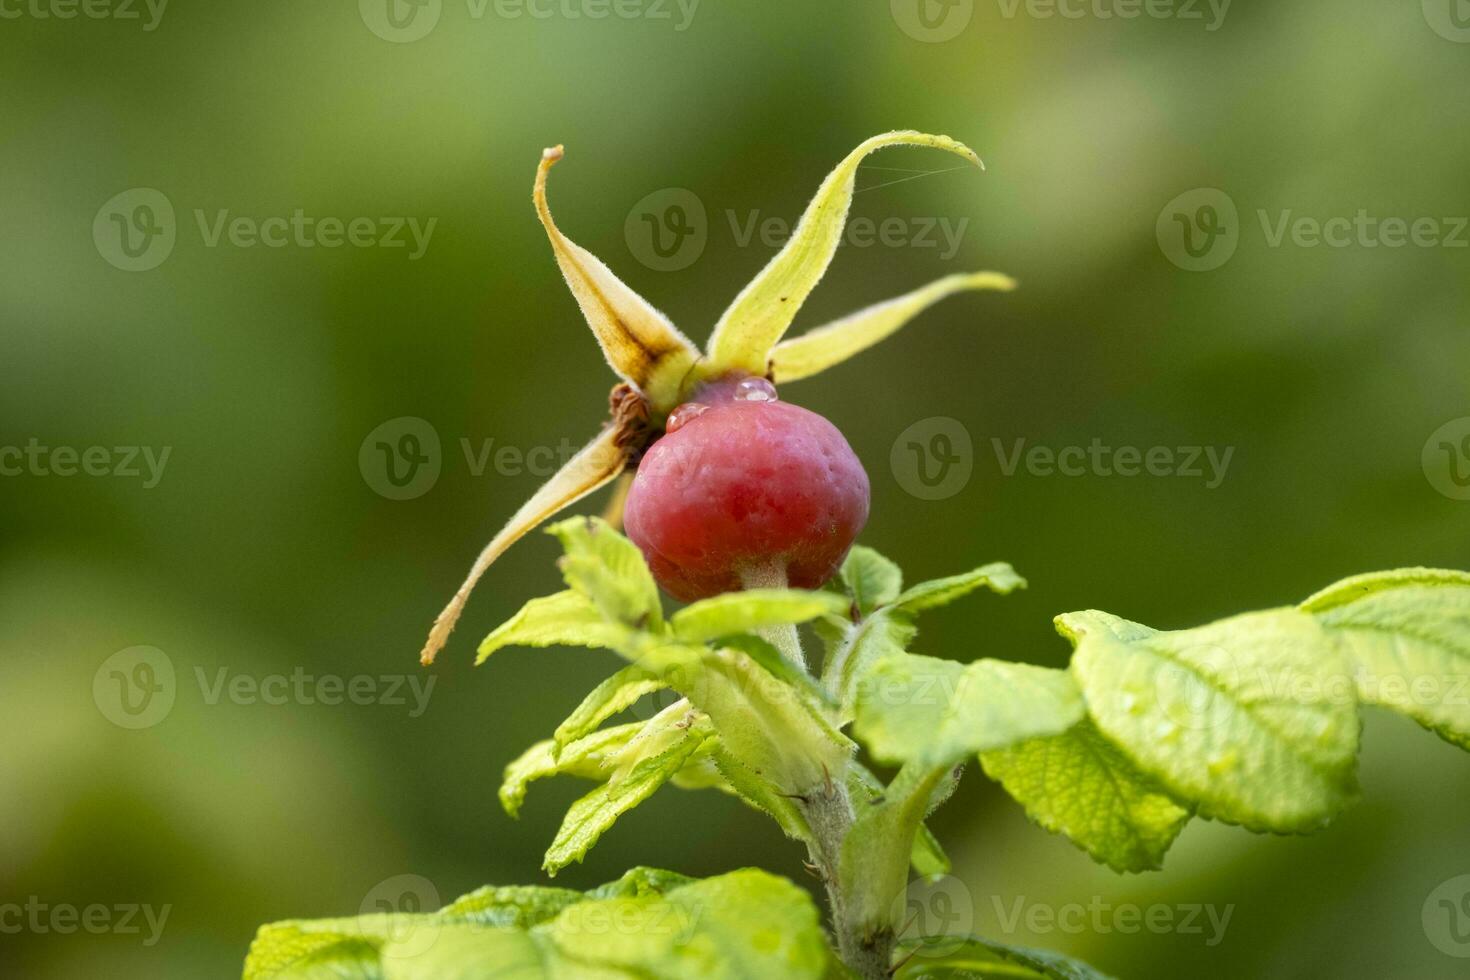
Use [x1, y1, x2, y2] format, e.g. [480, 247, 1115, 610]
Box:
[1300, 568, 1470, 746]
[477, 590, 629, 665]
[980, 720, 1191, 873]
[542, 869, 834, 977]
[893, 562, 1026, 614]
[853, 654, 1085, 768]
[246, 868, 834, 980]
[824, 609, 917, 722]
[771, 272, 1017, 384]
[671, 589, 848, 643]
[702, 130, 984, 379]
[1067, 607, 1360, 832]
[894, 937, 1117, 980]
[499, 723, 641, 818]
[910, 823, 952, 879]
[243, 923, 380, 980]
[543, 705, 715, 874]
[546, 516, 663, 629]
[836, 545, 904, 615]
[552, 664, 665, 753]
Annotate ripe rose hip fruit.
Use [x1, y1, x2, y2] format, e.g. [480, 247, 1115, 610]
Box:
[420, 133, 1011, 664]
[624, 377, 870, 602]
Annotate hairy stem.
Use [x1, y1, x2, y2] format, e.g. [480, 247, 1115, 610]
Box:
[799, 783, 892, 979]
[740, 561, 892, 975]
[739, 561, 806, 670]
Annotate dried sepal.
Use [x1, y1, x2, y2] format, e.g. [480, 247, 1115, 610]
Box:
[702, 131, 984, 380]
[420, 414, 638, 665]
[770, 271, 1016, 383]
[535, 146, 700, 411]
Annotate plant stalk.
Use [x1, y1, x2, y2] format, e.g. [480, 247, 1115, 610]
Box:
[739, 561, 806, 670]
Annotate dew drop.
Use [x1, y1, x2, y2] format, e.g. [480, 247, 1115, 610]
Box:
[665, 402, 709, 433]
[732, 377, 778, 403]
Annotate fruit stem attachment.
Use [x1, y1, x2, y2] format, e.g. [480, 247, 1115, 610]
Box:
[738, 562, 806, 670]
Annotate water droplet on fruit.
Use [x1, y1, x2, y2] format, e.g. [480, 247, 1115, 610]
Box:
[732, 377, 778, 402]
[665, 402, 710, 433]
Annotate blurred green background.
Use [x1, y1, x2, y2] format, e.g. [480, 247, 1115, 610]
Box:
[3, 0, 1468, 976]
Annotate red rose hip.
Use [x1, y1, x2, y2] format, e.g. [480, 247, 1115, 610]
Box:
[624, 377, 870, 602]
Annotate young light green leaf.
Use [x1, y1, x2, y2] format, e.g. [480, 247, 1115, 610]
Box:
[980, 720, 1191, 873]
[436, 884, 585, 927]
[539, 869, 834, 978]
[534, 146, 700, 410]
[894, 937, 1118, 980]
[1068, 607, 1360, 832]
[546, 516, 663, 629]
[543, 710, 714, 874]
[552, 664, 665, 753]
[246, 868, 834, 980]
[477, 590, 630, 665]
[1300, 568, 1470, 746]
[702, 131, 984, 379]
[893, 562, 1026, 614]
[824, 609, 918, 721]
[910, 823, 952, 878]
[853, 654, 1084, 768]
[689, 642, 855, 797]
[420, 425, 631, 665]
[771, 272, 1017, 384]
[499, 723, 641, 818]
[243, 923, 381, 980]
[836, 545, 904, 616]
[671, 588, 849, 643]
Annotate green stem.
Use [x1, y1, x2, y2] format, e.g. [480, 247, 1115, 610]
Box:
[739, 561, 806, 670]
[738, 561, 892, 976]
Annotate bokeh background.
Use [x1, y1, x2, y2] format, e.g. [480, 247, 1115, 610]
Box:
[3, 0, 1468, 976]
